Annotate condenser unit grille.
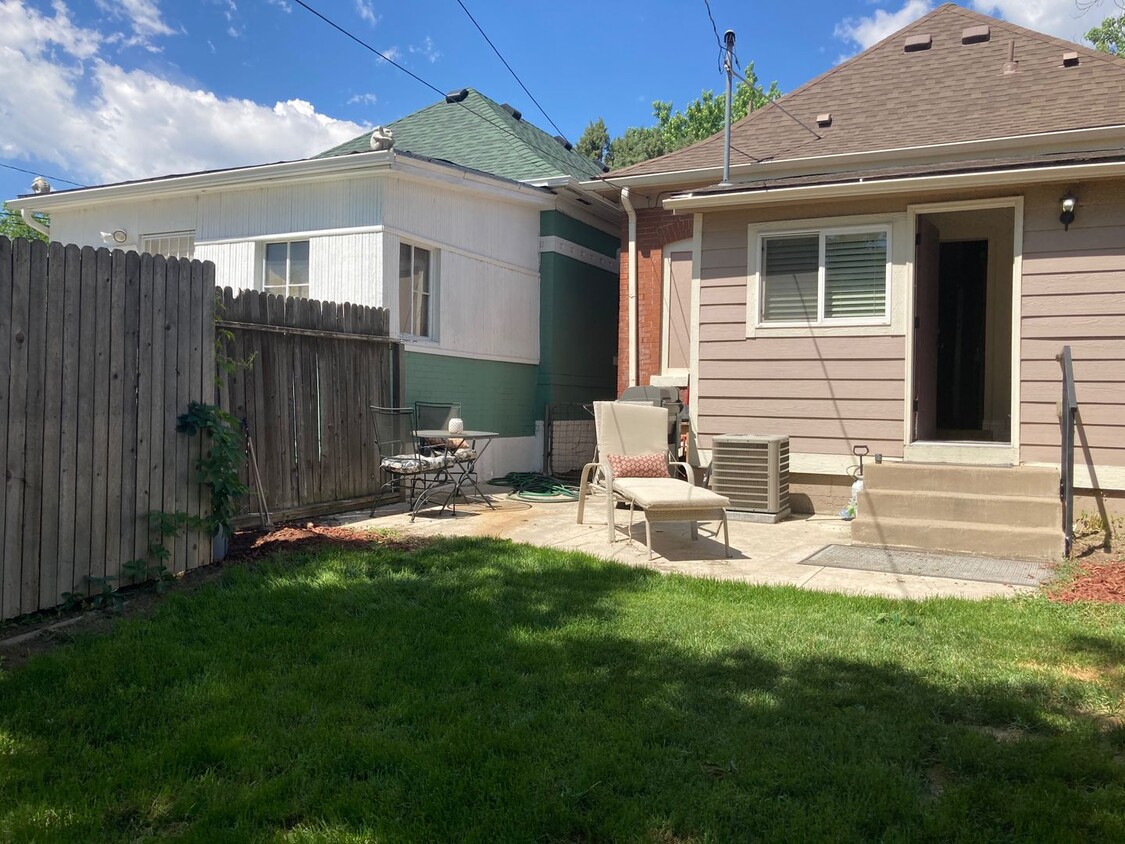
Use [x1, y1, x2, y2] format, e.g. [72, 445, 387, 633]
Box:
[711, 434, 790, 515]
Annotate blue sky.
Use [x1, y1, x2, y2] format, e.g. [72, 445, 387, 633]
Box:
[1, 0, 1118, 202]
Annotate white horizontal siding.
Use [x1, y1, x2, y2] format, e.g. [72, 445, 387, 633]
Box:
[382, 176, 539, 272]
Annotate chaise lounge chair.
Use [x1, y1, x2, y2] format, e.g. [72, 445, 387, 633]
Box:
[576, 401, 731, 559]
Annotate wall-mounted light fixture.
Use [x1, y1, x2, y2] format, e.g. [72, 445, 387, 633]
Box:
[99, 229, 129, 245]
[1059, 195, 1077, 231]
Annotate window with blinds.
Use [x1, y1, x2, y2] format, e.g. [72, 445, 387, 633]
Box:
[759, 227, 888, 324]
[762, 234, 818, 322]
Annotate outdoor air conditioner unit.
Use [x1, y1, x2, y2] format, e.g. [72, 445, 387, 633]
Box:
[710, 434, 791, 522]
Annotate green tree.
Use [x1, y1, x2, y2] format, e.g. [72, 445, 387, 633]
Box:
[576, 117, 610, 163]
[598, 62, 781, 170]
[1086, 12, 1124, 54]
[1, 202, 48, 243]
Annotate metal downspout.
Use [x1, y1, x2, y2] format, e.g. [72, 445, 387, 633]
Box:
[621, 187, 638, 388]
[20, 208, 49, 238]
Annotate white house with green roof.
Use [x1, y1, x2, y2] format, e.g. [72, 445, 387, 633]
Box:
[8, 89, 621, 481]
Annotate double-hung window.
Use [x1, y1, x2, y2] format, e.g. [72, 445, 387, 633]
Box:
[758, 226, 889, 325]
[263, 240, 310, 298]
[399, 242, 433, 338]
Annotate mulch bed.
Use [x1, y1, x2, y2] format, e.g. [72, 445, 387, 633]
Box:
[226, 523, 428, 561]
[1050, 533, 1125, 605]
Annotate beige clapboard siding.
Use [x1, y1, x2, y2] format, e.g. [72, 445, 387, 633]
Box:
[1022, 402, 1122, 426]
[1020, 181, 1125, 468]
[701, 378, 903, 400]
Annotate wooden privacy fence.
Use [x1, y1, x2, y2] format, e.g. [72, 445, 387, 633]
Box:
[216, 288, 400, 525]
[0, 237, 214, 621]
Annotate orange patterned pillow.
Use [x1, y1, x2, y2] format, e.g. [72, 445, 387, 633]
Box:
[606, 453, 668, 478]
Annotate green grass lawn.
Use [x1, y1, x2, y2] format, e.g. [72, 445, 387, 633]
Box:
[1, 536, 1123, 842]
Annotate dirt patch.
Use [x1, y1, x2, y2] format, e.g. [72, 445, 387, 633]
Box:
[970, 725, 1026, 743]
[1, 521, 428, 672]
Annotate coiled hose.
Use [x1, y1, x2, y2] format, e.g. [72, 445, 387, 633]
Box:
[487, 472, 581, 502]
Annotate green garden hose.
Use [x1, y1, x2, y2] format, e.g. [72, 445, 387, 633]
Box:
[487, 472, 581, 502]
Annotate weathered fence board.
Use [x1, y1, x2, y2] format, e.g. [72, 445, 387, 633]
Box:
[0, 237, 214, 620]
[218, 287, 399, 524]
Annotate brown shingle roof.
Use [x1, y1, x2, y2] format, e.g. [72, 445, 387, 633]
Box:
[608, 4, 1125, 180]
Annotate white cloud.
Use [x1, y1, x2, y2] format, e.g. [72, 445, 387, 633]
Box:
[265, 0, 291, 11]
[967, 1, 1115, 42]
[356, 0, 378, 26]
[408, 35, 440, 63]
[0, 0, 366, 188]
[377, 45, 401, 63]
[835, 0, 933, 51]
[836, 0, 1124, 52]
[347, 92, 378, 105]
[95, 0, 175, 46]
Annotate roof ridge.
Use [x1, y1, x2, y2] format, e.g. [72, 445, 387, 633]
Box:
[606, 3, 1125, 179]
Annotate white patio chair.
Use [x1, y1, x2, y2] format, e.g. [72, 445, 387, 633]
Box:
[576, 401, 730, 559]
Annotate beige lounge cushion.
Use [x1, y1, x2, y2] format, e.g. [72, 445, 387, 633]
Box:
[613, 477, 730, 511]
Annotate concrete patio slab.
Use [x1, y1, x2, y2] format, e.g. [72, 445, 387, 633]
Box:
[331, 486, 1044, 601]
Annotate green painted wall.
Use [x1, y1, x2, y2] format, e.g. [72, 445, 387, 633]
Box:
[404, 352, 538, 438]
[536, 224, 619, 411]
[540, 210, 620, 257]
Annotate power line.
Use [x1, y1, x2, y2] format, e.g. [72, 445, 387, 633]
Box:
[703, 0, 726, 72]
[290, 0, 623, 186]
[454, 0, 568, 143]
[0, 161, 84, 188]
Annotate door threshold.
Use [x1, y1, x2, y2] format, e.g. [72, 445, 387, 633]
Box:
[904, 441, 1018, 466]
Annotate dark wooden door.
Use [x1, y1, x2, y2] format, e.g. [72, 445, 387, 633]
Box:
[936, 240, 988, 433]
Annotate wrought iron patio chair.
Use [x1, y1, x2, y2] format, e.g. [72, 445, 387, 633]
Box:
[370, 406, 453, 521]
[414, 401, 491, 506]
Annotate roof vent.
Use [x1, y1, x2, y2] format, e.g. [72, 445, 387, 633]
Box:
[904, 34, 932, 52]
[445, 88, 469, 103]
[1003, 41, 1019, 74]
[962, 25, 990, 44]
[553, 134, 573, 151]
[501, 103, 522, 121]
[1062, 51, 1080, 67]
[815, 112, 832, 128]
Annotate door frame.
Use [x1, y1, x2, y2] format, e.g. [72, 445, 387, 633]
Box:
[660, 237, 694, 382]
[903, 196, 1023, 464]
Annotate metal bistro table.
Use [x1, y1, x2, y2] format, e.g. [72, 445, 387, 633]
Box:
[414, 429, 499, 515]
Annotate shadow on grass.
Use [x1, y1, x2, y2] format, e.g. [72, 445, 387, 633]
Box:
[1, 537, 1122, 842]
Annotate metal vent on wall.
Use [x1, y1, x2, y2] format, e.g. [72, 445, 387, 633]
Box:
[710, 434, 791, 520]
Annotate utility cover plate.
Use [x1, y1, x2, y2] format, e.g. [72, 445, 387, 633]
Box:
[801, 544, 1054, 586]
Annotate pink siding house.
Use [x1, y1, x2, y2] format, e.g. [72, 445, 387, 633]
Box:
[588, 4, 1125, 560]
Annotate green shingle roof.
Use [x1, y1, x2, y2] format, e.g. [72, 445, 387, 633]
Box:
[316, 89, 604, 183]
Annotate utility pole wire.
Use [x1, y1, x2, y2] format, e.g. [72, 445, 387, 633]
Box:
[0, 161, 84, 188]
[454, 0, 569, 143]
[290, 0, 627, 187]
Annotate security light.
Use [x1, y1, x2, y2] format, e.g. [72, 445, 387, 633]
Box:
[1059, 196, 1077, 231]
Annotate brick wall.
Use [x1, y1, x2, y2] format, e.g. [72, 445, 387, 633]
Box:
[617, 207, 693, 395]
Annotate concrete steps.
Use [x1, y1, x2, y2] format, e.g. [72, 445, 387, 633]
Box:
[851, 462, 1064, 562]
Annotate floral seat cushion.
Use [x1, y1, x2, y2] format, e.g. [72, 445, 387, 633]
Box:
[381, 453, 452, 474]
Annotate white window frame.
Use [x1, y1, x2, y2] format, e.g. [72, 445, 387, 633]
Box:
[398, 240, 437, 340]
[753, 224, 892, 329]
[141, 230, 195, 260]
[261, 239, 310, 299]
